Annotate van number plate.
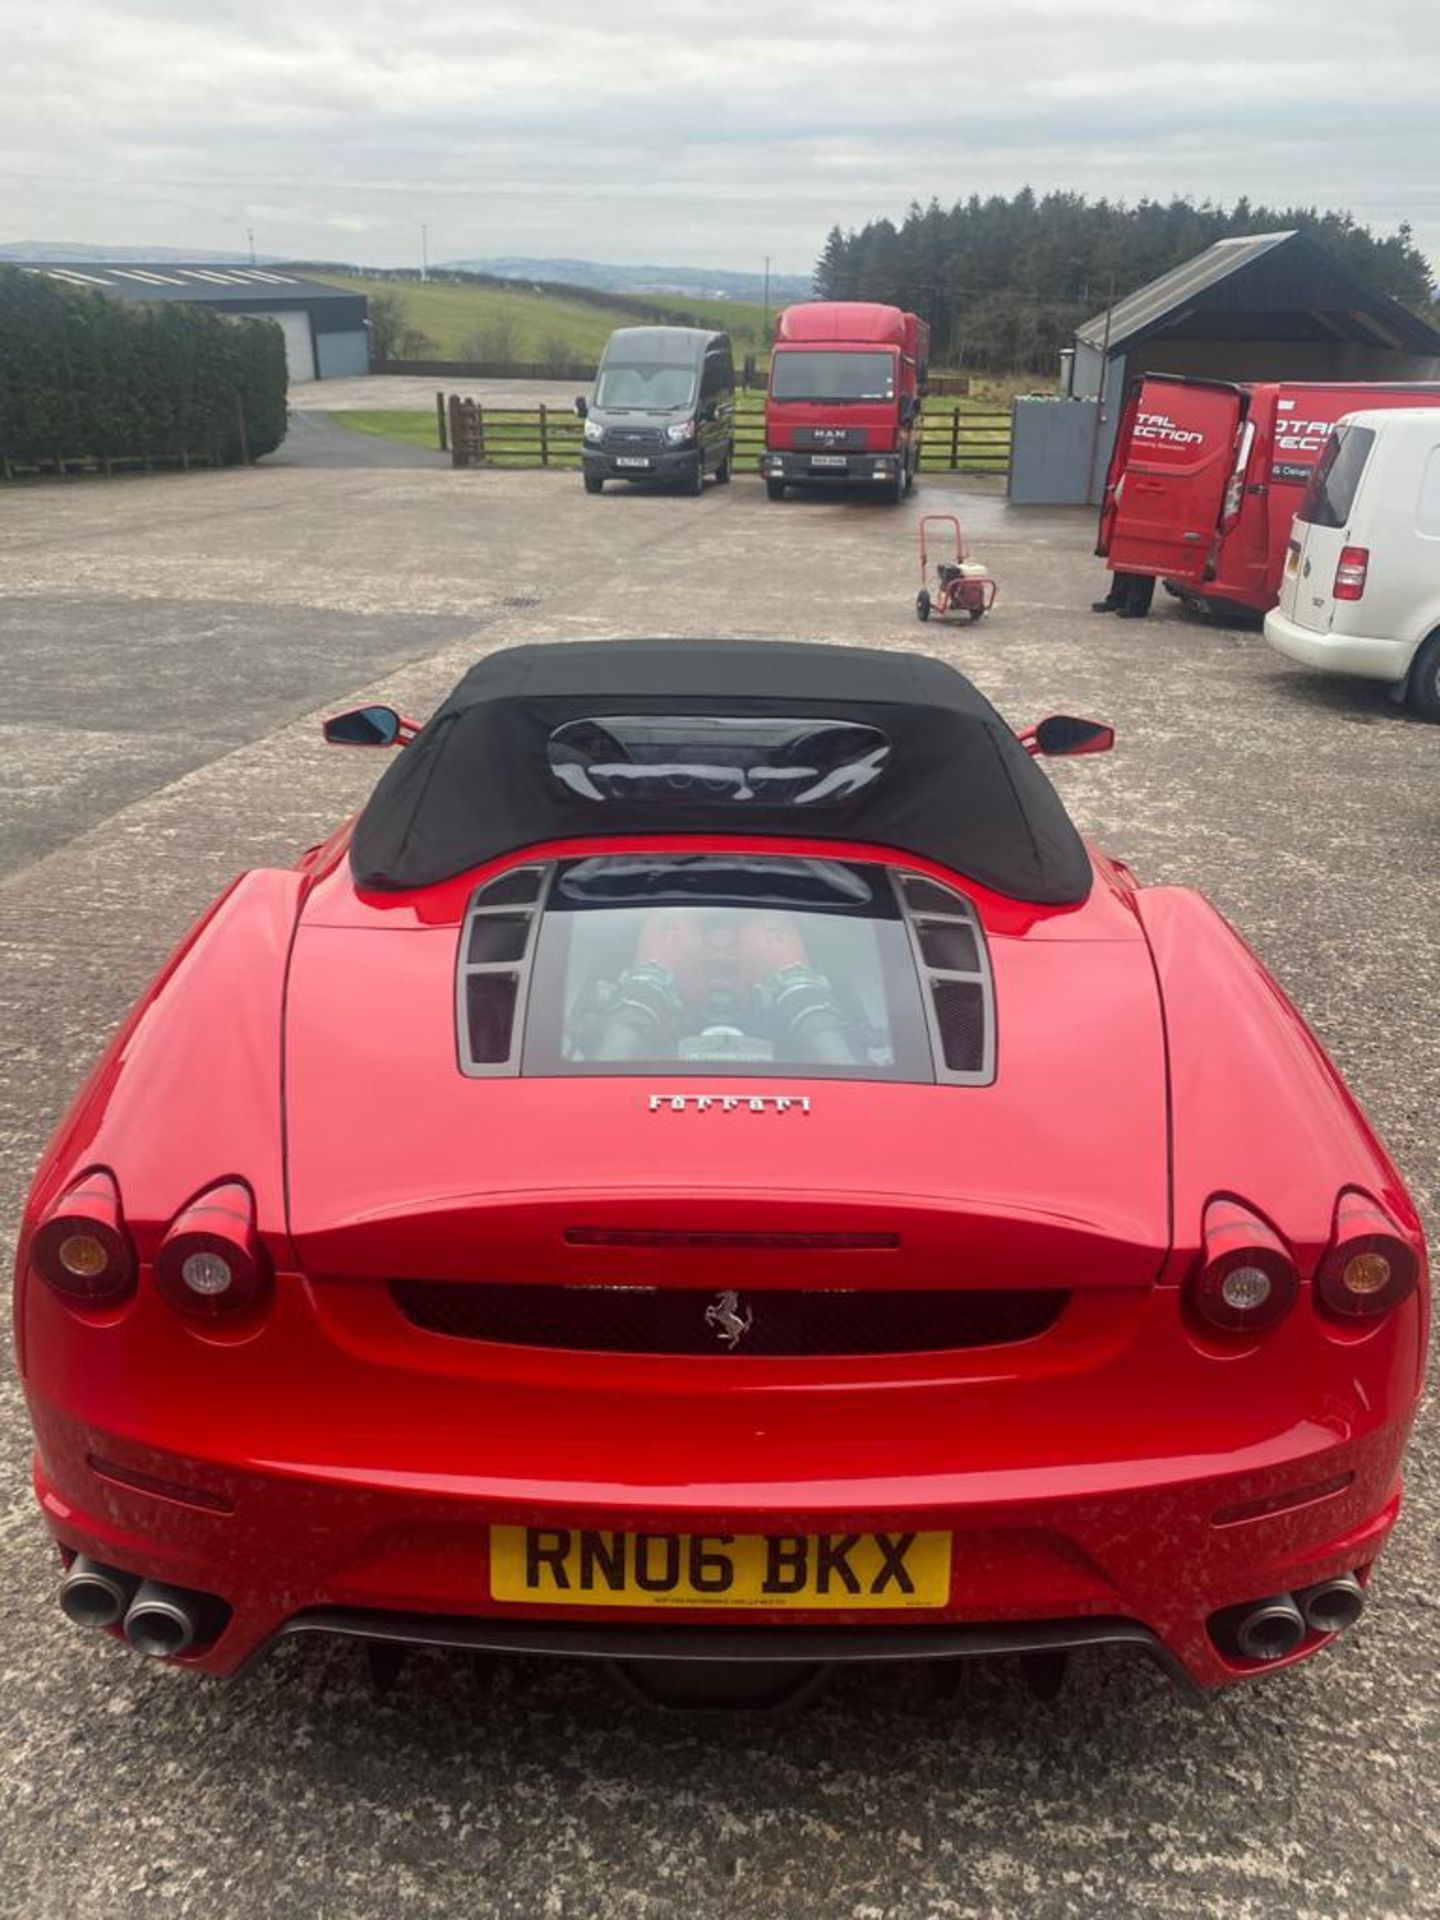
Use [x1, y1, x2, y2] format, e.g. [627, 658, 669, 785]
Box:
[809, 454, 848, 469]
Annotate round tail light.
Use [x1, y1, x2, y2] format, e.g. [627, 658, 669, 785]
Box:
[154, 1183, 270, 1319]
[1316, 1193, 1419, 1321]
[31, 1171, 135, 1303]
[1188, 1198, 1298, 1334]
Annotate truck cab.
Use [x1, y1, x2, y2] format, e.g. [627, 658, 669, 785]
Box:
[762, 303, 929, 503]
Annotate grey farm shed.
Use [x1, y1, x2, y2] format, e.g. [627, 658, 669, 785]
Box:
[18, 262, 369, 384]
[1011, 229, 1440, 505]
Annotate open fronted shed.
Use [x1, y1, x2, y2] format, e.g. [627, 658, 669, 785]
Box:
[1072, 229, 1440, 405]
[1011, 230, 1440, 505]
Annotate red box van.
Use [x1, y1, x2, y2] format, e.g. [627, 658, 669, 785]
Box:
[762, 302, 929, 503]
[1098, 375, 1440, 617]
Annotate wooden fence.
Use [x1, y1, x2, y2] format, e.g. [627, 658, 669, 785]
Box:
[444, 394, 1011, 476]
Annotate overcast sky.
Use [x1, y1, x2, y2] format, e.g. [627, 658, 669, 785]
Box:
[3, 0, 1436, 280]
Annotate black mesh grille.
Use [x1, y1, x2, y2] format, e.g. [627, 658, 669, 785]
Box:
[391, 1281, 1066, 1356]
[916, 919, 979, 972]
[466, 973, 519, 1063]
[931, 979, 985, 1073]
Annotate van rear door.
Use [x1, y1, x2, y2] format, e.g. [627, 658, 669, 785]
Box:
[1277, 421, 1378, 633]
[1103, 377, 1246, 582]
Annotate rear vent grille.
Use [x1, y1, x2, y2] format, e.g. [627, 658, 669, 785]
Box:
[458, 866, 550, 1075]
[893, 873, 994, 1084]
[932, 980, 986, 1074]
[392, 1281, 1066, 1356]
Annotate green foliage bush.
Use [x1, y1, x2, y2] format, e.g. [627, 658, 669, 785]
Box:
[0, 266, 289, 472]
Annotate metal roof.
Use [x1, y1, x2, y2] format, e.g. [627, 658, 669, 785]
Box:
[1077, 230, 1440, 357]
[17, 263, 355, 303]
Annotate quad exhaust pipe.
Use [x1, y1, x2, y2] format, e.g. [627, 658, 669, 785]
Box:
[1234, 1595, 1307, 1663]
[59, 1555, 138, 1630]
[1297, 1574, 1366, 1637]
[1231, 1574, 1366, 1663]
[121, 1581, 202, 1657]
[59, 1558, 208, 1657]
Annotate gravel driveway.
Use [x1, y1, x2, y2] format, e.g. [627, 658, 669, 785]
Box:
[0, 463, 1434, 1920]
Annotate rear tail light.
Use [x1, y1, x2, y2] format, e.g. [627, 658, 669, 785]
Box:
[1315, 1192, 1419, 1321]
[1333, 546, 1369, 600]
[31, 1171, 135, 1302]
[154, 1182, 270, 1319]
[1188, 1198, 1299, 1334]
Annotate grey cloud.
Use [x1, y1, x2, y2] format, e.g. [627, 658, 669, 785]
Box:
[1, 0, 1435, 272]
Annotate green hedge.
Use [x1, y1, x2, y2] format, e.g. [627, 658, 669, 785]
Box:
[0, 266, 288, 474]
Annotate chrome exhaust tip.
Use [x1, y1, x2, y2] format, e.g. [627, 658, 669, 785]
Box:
[1297, 1573, 1365, 1636]
[60, 1556, 138, 1630]
[122, 1580, 200, 1658]
[1235, 1594, 1306, 1663]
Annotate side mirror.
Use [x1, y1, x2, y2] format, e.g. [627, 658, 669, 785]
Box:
[1031, 715, 1115, 758]
[323, 705, 405, 747]
[575, 395, 588, 419]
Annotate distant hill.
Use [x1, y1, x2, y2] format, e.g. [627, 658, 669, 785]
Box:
[311, 271, 775, 360]
[443, 256, 812, 302]
[0, 242, 275, 265]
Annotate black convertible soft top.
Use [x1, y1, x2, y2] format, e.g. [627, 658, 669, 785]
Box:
[349, 640, 1093, 905]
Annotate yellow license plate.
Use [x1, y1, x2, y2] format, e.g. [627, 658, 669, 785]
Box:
[489, 1526, 951, 1610]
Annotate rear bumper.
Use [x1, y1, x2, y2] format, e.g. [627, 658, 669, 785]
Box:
[1263, 607, 1414, 683]
[23, 1263, 1424, 1691]
[28, 1394, 1413, 1691]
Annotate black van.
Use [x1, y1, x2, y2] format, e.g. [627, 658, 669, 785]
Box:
[578, 327, 735, 495]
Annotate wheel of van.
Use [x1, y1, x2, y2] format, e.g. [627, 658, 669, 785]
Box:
[1408, 631, 1440, 722]
[766, 477, 785, 501]
[584, 474, 604, 495]
[685, 457, 704, 497]
[916, 590, 931, 622]
[716, 448, 732, 485]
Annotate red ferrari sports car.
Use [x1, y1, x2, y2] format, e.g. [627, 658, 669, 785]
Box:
[15, 641, 1428, 1704]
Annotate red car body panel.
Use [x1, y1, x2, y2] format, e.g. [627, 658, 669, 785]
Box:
[1100, 374, 1440, 615]
[15, 813, 1428, 1691]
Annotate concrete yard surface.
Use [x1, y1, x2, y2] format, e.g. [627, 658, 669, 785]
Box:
[0, 460, 1435, 1920]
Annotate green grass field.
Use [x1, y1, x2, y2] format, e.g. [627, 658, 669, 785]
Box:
[328, 409, 444, 447]
[313, 273, 772, 362]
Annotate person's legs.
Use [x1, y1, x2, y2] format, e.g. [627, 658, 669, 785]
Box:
[1116, 572, 1156, 619]
[1091, 575, 1123, 613]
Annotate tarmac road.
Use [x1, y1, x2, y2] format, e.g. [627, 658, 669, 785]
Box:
[0, 461, 1435, 1920]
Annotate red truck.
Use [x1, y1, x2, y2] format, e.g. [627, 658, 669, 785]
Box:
[1098, 374, 1440, 617]
[762, 302, 930, 502]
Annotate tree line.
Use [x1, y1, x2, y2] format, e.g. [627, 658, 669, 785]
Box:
[0, 267, 288, 476]
[814, 192, 1437, 374]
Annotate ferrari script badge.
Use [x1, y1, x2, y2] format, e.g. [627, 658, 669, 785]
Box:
[704, 1290, 753, 1349]
[649, 1094, 811, 1114]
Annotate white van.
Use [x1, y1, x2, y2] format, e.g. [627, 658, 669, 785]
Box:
[1264, 407, 1440, 720]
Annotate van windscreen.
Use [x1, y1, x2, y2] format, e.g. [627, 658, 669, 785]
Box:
[595, 363, 696, 411]
[1297, 425, 1375, 529]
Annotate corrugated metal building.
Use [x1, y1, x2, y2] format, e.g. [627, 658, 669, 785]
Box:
[19, 263, 369, 383]
[1012, 230, 1440, 504]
